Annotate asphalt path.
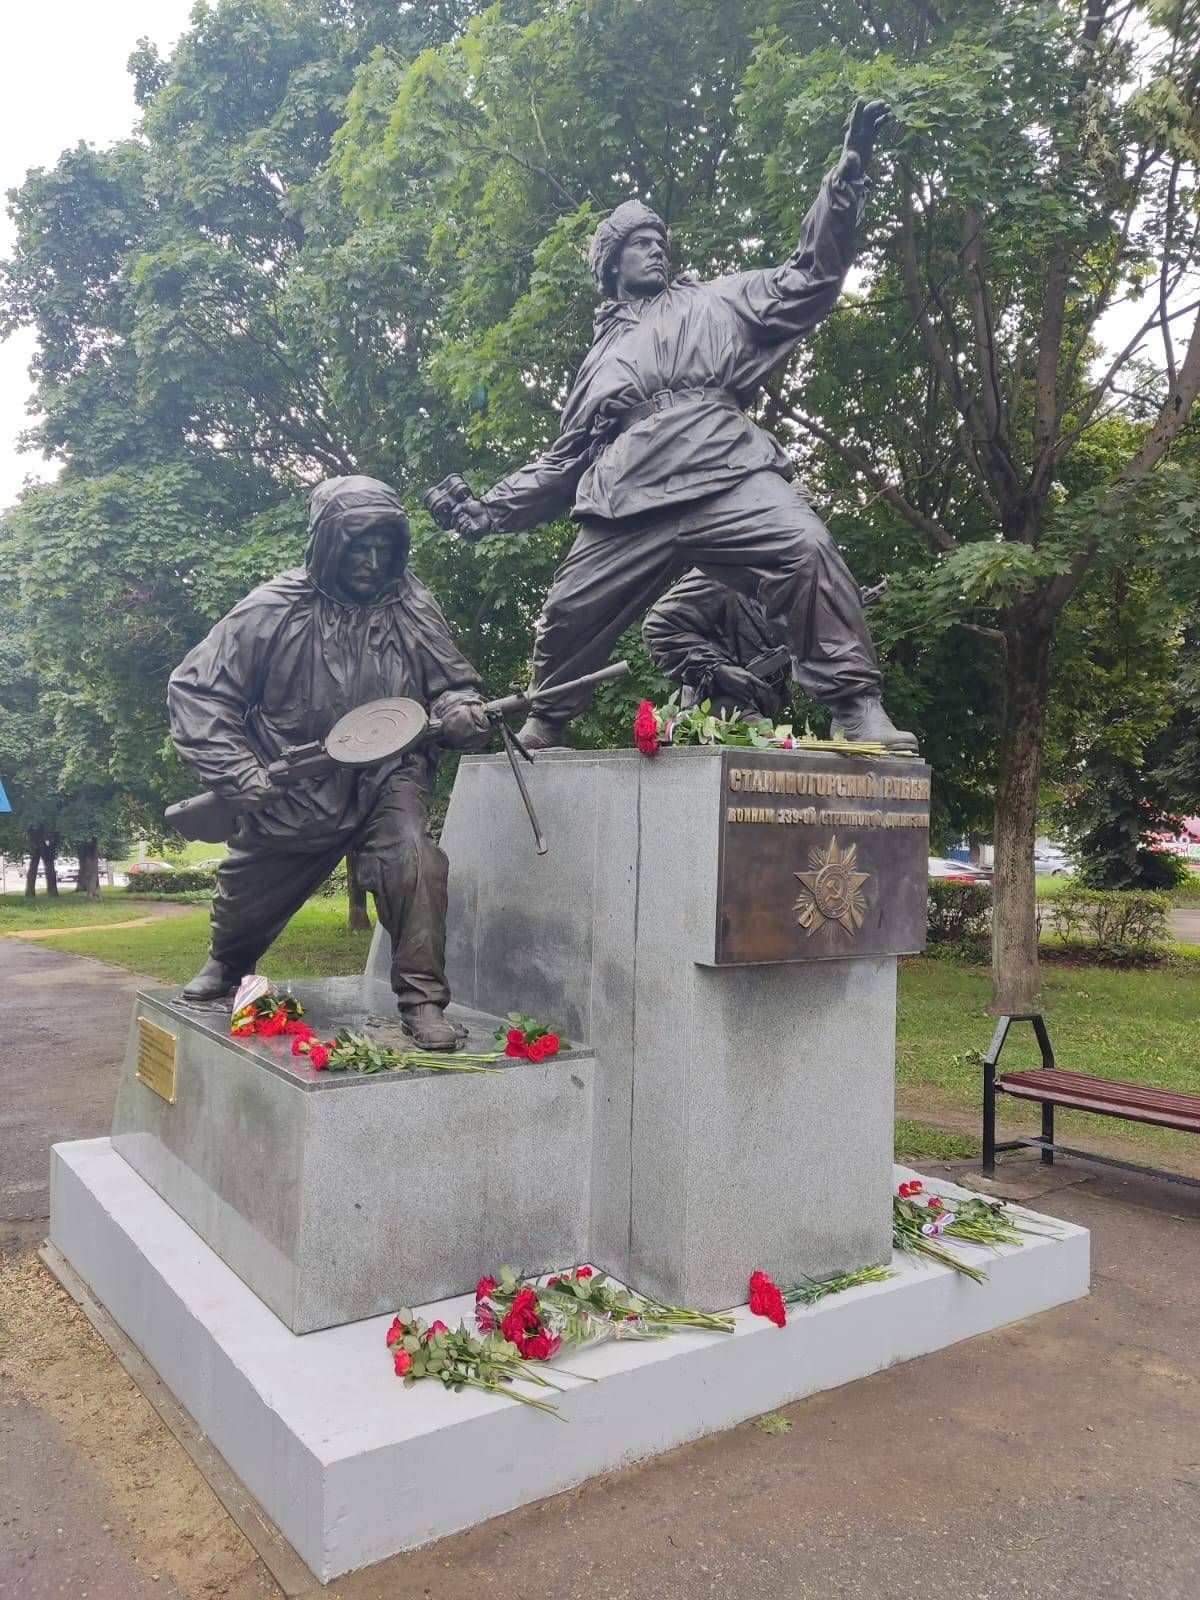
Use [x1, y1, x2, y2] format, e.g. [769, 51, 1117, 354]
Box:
[2, 936, 1199, 1599]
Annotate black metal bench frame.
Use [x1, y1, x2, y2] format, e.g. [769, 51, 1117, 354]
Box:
[982, 1012, 1200, 1190]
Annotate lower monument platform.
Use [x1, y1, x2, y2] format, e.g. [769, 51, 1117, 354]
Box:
[50, 1137, 1090, 1583]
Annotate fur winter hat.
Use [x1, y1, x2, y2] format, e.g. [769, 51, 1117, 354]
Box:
[587, 200, 667, 293]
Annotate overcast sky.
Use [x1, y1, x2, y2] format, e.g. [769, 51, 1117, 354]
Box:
[0, 1, 195, 511]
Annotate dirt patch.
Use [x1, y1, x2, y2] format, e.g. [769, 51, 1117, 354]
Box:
[0, 1251, 273, 1600]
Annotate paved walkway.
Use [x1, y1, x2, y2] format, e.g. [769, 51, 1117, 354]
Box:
[1171, 907, 1200, 944]
[1, 938, 1199, 1599]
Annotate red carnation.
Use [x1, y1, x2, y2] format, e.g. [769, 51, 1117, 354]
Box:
[284, 1019, 314, 1038]
[898, 1181, 912, 1198]
[633, 699, 660, 756]
[539, 1032, 560, 1056]
[231, 1023, 254, 1037]
[308, 1043, 329, 1070]
[909, 1180, 923, 1195]
[527, 1036, 551, 1062]
[393, 1347, 412, 1376]
[506, 1027, 526, 1048]
[290, 1037, 306, 1056]
[505, 1039, 529, 1059]
[748, 1269, 786, 1328]
[576, 1265, 593, 1278]
[476, 1275, 498, 1298]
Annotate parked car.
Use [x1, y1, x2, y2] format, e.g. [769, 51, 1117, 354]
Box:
[127, 859, 172, 874]
[1033, 845, 1074, 876]
[928, 856, 992, 882]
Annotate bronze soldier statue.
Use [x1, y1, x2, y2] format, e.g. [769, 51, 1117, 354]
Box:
[432, 100, 915, 754]
[642, 569, 793, 723]
[168, 475, 491, 1051]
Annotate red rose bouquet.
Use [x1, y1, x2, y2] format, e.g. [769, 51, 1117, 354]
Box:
[493, 1012, 570, 1060]
[476, 1264, 734, 1357]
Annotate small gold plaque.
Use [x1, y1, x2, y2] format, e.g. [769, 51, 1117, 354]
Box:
[136, 1017, 178, 1104]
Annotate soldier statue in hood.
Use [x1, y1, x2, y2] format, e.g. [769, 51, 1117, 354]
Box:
[168, 475, 490, 1051]
[435, 100, 916, 754]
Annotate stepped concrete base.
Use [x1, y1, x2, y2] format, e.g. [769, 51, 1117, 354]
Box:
[51, 1138, 1090, 1583]
[111, 980, 594, 1332]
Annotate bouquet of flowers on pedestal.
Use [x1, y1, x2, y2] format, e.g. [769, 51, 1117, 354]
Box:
[386, 1307, 566, 1417]
[475, 1264, 734, 1357]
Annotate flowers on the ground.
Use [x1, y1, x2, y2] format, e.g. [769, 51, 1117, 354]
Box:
[476, 1264, 734, 1354]
[292, 1028, 501, 1075]
[748, 1270, 787, 1328]
[493, 1012, 571, 1060]
[385, 1307, 565, 1417]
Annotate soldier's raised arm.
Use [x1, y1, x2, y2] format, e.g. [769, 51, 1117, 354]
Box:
[715, 99, 890, 344]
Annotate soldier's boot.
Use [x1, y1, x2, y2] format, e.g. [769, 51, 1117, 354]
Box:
[515, 715, 569, 752]
[181, 955, 246, 1002]
[829, 695, 919, 753]
[401, 1002, 468, 1052]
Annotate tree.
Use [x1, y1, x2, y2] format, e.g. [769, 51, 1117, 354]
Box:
[734, 0, 1200, 1007]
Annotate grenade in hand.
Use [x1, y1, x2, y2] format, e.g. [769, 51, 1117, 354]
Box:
[422, 474, 473, 530]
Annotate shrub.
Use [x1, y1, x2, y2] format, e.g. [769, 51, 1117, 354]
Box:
[125, 868, 216, 895]
[316, 859, 349, 898]
[1040, 886, 1169, 954]
[1136, 849, 1192, 891]
[927, 879, 992, 942]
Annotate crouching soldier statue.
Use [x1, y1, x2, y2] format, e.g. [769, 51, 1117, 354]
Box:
[167, 474, 490, 1051]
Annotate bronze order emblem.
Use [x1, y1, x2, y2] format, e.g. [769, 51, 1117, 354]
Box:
[793, 837, 871, 939]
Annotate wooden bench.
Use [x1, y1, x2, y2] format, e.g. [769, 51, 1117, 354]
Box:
[982, 1013, 1200, 1190]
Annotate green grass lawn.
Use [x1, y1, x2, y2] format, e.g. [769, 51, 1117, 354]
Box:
[41, 895, 373, 983]
[26, 892, 1200, 1173]
[897, 954, 1200, 1166]
[0, 888, 168, 932]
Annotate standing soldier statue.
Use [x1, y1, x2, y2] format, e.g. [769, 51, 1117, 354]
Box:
[168, 475, 491, 1050]
[428, 100, 916, 754]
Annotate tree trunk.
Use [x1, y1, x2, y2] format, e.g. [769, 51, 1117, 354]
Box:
[346, 851, 371, 933]
[43, 833, 59, 897]
[76, 837, 102, 899]
[990, 615, 1053, 1013]
[24, 827, 40, 898]
[24, 826, 60, 898]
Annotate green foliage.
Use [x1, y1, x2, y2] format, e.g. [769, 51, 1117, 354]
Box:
[1047, 886, 1171, 954]
[2, 0, 1198, 976]
[123, 868, 216, 895]
[927, 879, 992, 942]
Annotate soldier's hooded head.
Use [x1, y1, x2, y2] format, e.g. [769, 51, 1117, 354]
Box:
[306, 476, 411, 605]
[588, 201, 669, 299]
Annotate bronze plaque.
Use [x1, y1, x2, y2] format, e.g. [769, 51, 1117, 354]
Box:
[136, 1016, 178, 1103]
[713, 749, 931, 965]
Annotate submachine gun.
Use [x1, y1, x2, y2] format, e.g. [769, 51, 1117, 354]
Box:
[163, 661, 632, 854]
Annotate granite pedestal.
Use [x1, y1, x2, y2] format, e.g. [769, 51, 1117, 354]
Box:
[367, 747, 915, 1311]
[111, 980, 594, 1333]
[49, 1141, 1090, 1582]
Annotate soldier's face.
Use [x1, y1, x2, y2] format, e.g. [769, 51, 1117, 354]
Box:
[338, 529, 398, 601]
[615, 228, 669, 298]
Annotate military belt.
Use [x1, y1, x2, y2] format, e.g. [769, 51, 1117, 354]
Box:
[614, 386, 738, 435]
